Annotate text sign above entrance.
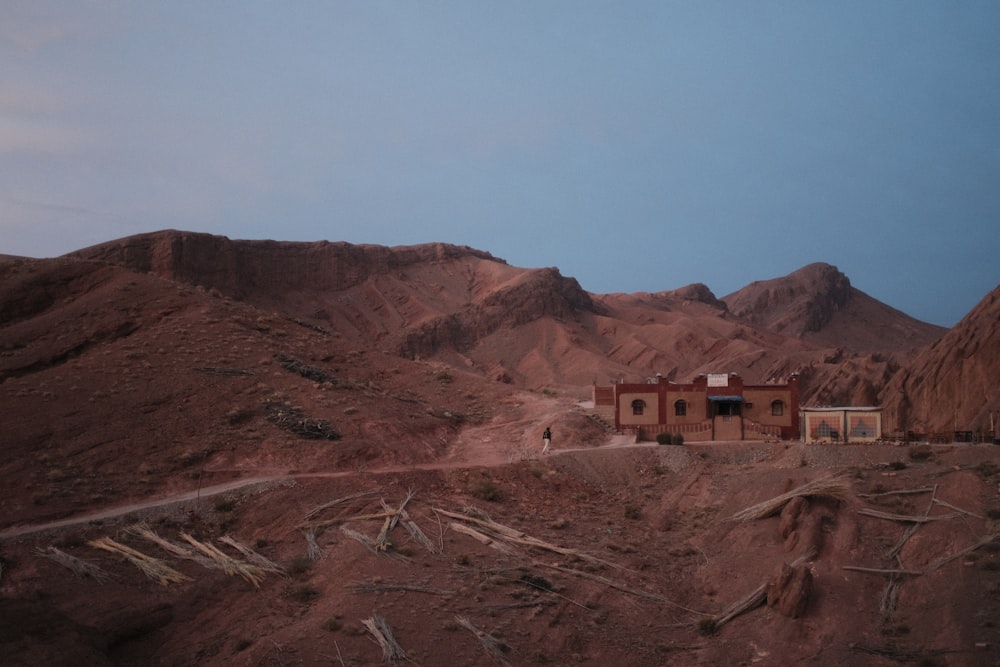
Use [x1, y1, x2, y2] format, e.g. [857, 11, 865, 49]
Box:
[707, 373, 729, 387]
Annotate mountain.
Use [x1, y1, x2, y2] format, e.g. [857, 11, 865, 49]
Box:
[722, 262, 946, 353]
[4, 231, 999, 665]
[64, 231, 959, 408]
[879, 284, 1000, 436]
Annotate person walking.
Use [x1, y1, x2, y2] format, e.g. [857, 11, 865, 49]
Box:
[542, 427, 552, 455]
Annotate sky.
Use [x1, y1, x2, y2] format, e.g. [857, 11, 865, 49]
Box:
[2, 2, 998, 327]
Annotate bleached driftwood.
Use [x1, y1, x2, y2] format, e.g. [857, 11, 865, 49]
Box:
[375, 490, 415, 552]
[349, 579, 454, 596]
[303, 528, 323, 561]
[926, 534, 999, 572]
[707, 550, 815, 631]
[180, 532, 268, 587]
[89, 537, 192, 586]
[728, 475, 854, 522]
[455, 615, 512, 666]
[218, 535, 285, 575]
[931, 498, 984, 519]
[842, 565, 922, 576]
[304, 490, 378, 520]
[857, 508, 960, 523]
[435, 507, 619, 569]
[35, 546, 113, 582]
[361, 614, 408, 664]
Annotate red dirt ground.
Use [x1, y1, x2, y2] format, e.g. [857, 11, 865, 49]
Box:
[1, 255, 998, 666]
[2, 435, 998, 666]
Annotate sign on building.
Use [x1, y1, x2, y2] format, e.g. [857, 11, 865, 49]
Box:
[707, 373, 729, 387]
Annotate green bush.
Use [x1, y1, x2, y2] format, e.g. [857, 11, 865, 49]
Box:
[671, 432, 685, 446]
[656, 433, 673, 445]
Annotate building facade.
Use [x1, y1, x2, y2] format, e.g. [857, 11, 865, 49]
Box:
[593, 373, 801, 441]
[800, 407, 882, 443]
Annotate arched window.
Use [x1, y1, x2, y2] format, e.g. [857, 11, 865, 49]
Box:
[771, 400, 784, 416]
[674, 400, 687, 417]
[631, 399, 646, 416]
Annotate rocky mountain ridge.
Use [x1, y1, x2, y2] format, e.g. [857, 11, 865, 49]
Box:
[62, 230, 974, 433]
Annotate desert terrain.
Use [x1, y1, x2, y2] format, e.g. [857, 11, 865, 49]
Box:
[1, 231, 998, 666]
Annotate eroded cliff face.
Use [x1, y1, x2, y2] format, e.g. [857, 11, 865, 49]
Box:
[70, 229, 503, 298]
[880, 285, 1000, 435]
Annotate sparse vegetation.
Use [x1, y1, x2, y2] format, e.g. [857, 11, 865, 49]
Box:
[976, 461, 1000, 478]
[214, 497, 235, 513]
[286, 555, 313, 577]
[697, 618, 718, 635]
[286, 583, 320, 603]
[469, 478, 502, 502]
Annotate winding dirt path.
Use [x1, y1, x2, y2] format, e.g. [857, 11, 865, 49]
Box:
[0, 438, 654, 541]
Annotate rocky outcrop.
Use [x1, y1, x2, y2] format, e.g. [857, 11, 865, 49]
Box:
[397, 268, 600, 359]
[880, 284, 1000, 435]
[724, 263, 850, 333]
[723, 263, 945, 353]
[766, 562, 812, 618]
[666, 283, 728, 310]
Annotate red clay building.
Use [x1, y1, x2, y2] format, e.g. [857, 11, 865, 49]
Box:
[593, 373, 801, 442]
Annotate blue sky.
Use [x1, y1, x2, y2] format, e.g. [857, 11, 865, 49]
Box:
[2, 2, 998, 327]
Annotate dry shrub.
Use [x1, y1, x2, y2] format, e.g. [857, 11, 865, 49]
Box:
[469, 478, 502, 502]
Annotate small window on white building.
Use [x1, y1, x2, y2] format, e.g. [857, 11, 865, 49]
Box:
[771, 400, 784, 416]
[631, 399, 646, 416]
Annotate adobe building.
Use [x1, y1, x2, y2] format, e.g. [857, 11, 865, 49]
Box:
[592, 373, 801, 442]
[800, 406, 883, 443]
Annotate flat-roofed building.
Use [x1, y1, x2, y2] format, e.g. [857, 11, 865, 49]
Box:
[594, 373, 801, 442]
[800, 406, 883, 443]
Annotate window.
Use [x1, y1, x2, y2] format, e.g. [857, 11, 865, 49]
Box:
[815, 421, 839, 440]
[850, 419, 874, 438]
[674, 400, 687, 417]
[631, 399, 646, 416]
[771, 400, 784, 416]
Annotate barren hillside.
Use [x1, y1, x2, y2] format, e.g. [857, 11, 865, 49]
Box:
[2, 234, 999, 666]
[67, 231, 950, 410]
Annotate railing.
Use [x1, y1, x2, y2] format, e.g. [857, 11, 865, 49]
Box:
[745, 421, 782, 438]
[638, 422, 712, 438]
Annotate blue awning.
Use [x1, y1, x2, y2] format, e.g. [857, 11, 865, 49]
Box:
[707, 395, 743, 401]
